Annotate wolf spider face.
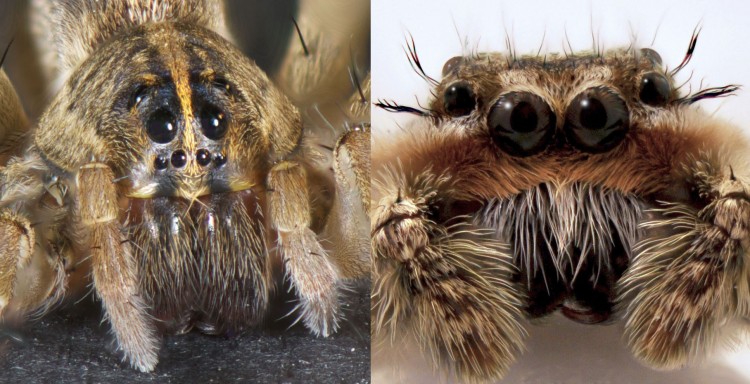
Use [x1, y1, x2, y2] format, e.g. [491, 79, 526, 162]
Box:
[0, 1, 369, 373]
[372, 33, 750, 382]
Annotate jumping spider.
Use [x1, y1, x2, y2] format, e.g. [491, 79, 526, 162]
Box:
[372, 30, 750, 382]
[0, 0, 369, 372]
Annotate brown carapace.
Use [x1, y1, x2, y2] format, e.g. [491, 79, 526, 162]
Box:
[372, 33, 750, 382]
[0, 0, 369, 372]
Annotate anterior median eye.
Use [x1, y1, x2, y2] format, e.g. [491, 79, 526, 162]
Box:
[564, 87, 629, 153]
[199, 104, 228, 140]
[145, 108, 178, 144]
[487, 92, 556, 157]
[443, 81, 476, 117]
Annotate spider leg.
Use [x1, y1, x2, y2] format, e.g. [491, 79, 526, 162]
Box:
[372, 168, 527, 383]
[0, 69, 28, 163]
[620, 158, 750, 368]
[0, 211, 34, 317]
[321, 76, 371, 278]
[268, 160, 341, 336]
[0, 153, 70, 324]
[76, 163, 158, 372]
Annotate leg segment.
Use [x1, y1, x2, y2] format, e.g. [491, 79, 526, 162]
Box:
[322, 124, 370, 278]
[0, 211, 33, 316]
[268, 160, 340, 336]
[620, 163, 750, 368]
[0, 156, 69, 323]
[372, 170, 527, 383]
[0, 210, 69, 324]
[76, 163, 158, 372]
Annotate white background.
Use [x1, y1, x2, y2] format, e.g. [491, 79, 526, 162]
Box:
[372, 0, 750, 383]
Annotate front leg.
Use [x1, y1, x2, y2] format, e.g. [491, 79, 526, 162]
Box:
[620, 158, 750, 368]
[372, 168, 527, 383]
[0, 157, 69, 323]
[76, 163, 158, 372]
[322, 123, 371, 279]
[268, 160, 341, 336]
[0, 211, 34, 317]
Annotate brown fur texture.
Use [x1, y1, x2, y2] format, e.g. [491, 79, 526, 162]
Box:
[29, 0, 232, 92]
[0, 70, 27, 163]
[372, 45, 750, 382]
[0, 0, 370, 372]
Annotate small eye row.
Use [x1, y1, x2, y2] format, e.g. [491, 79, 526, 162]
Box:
[443, 72, 671, 156]
[153, 149, 227, 170]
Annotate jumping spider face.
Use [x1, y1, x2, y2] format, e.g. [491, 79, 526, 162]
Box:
[0, 1, 369, 373]
[372, 33, 750, 382]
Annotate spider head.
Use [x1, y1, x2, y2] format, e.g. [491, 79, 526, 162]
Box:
[34, 22, 301, 199]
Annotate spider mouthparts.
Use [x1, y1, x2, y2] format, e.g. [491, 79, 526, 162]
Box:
[561, 298, 610, 324]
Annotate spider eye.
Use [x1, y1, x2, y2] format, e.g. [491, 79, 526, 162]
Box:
[639, 72, 671, 106]
[212, 77, 232, 94]
[145, 108, 178, 144]
[565, 87, 629, 153]
[441, 56, 463, 76]
[640, 48, 663, 66]
[199, 104, 228, 140]
[488, 92, 555, 157]
[443, 81, 476, 117]
[129, 85, 150, 108]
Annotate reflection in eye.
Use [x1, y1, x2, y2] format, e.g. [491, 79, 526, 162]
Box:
[199, 104, 228, 140]
[488, 91, 556, 157]
[639, 72, 671, 106]
[145, 108, 178, 144]
[443, 81, 476, 117]
[565, 87, 630, 153]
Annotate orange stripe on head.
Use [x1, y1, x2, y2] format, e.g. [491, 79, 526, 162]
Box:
[170, 56, 196, 154]
[154, 25, 201, 176]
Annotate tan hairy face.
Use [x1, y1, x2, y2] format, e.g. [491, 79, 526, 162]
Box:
[34, 21, 301, 199]
[433, 50, 668, 130]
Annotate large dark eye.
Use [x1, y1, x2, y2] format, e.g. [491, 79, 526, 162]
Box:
[639, 72, 671, 106]
[145, 108, 178, 144]
[565, 87, 629, 153]
[199, 105, 228, 140]
[443, 81, 476, 117]
[488, 92, 556, 157]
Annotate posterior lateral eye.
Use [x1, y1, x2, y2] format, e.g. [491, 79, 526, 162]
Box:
[129, 85, 151, 109]
[199, 104, 228, 140]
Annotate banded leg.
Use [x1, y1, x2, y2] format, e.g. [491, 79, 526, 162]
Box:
[322, 123, 370, 278]
[268, 160, 341, 336]
[371, 170, 527, 383]
[0, 211, 33, 318]
[76, 163, 158, 372]
[0, 155, 70, 323]
[621, 165, 750, 368]
[0, 69, 29, 163]
[0, 210, 71, 324]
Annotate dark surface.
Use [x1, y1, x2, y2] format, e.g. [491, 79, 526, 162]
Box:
[0, 280, 370, 384]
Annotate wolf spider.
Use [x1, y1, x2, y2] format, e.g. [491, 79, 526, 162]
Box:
[0, 0, 369, 372]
